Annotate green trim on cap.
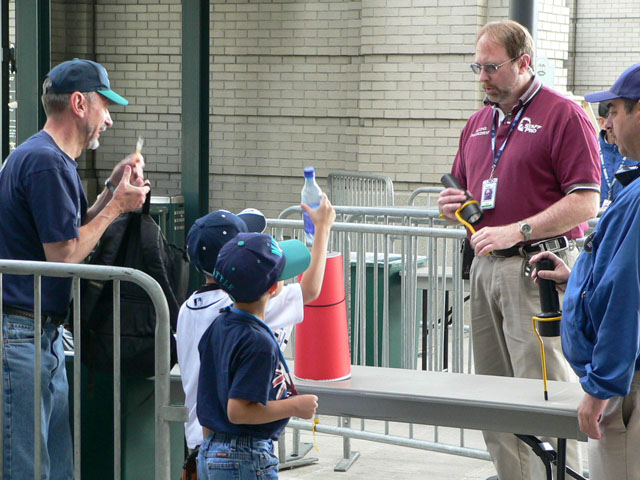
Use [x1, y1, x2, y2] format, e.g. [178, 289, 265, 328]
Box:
[97, 88, 129, 106]
[277, 239, 311, 280]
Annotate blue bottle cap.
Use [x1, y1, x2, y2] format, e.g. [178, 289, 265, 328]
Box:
[304, 167, 315, 178]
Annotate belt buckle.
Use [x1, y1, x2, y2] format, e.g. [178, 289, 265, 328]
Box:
[530, 235, 569, 254]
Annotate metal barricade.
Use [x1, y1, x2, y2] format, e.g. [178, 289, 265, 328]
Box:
[327, 171, 395, 207]
[274, 206, 598, 471]
[270, 209, 477, 469]
[408, 186, 444, 208]
[0, 260, 185, 480]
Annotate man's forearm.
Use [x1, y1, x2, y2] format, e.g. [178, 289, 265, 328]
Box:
[85, 186, 113, 224]
[43, 202, 121, 264]
[524, 189, 598, 240]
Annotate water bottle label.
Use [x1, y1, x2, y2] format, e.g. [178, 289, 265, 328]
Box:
[303, 203, 319, 245]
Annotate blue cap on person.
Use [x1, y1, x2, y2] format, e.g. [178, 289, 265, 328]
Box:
[213, 233, 311, 303]
[186, 209, 267, 276]
[585, 63, 640, 103]
[45, 58, 129, 106]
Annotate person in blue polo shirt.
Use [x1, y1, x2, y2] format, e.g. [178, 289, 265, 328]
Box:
[530, 63, 640, 480]
[0, 59, 149, 479]
[197, 233, 319, 479]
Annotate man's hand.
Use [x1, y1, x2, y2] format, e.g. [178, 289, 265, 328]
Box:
[110, 166, 150, 215]
[437, 187, 467, 220]
[529, 251, 571, 288]
[292, 394, 318, 420]
[470, 223, 521, 256]
[577, 393, 608, 439]
[108, 152, 146, 188]
[301, 193, 335, 232]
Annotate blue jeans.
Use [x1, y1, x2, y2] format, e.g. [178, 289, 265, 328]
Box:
[197, 432, 279, 479]
[2, 314, 73, 480]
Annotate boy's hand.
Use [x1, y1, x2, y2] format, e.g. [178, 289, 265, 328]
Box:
[301, 194, 335, 231]
[292, 394, 318, 419]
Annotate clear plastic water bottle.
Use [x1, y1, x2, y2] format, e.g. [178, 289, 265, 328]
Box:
[301, 166, 323, 246]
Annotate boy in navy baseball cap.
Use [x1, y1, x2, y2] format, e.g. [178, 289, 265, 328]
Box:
[196, 232, 319, 479]
[176, 195, 335, 455]
[185, 209, 266, 276]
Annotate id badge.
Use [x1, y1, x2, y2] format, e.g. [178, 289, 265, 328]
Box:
[480, 178, 498, 210]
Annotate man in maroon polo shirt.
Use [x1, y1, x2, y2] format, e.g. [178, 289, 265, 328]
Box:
[438, 20, 600, 480]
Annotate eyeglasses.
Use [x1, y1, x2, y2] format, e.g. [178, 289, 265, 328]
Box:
[470, 57, 518, 75]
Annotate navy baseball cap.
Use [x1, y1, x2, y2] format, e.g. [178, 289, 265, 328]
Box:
[213, 233, 311, 303]
[585, 63, 640, 103]
[45, 59, 129, 106]
[186, 209, 267, 276]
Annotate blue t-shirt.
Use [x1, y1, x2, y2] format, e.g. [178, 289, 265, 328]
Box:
[0, 131, 87, 319]
[197, 307, 292, 441]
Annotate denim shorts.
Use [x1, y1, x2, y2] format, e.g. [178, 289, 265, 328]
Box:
[197, 432, 279, 479]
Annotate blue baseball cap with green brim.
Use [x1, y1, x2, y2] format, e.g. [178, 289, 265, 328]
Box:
[213, 233, 311, 303]
[45, 59, 129, 106]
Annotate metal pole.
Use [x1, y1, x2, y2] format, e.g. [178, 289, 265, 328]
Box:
[1, 0, 9, 162]
[509, 0, 537, 43]
[181, 0, 210, 292]
[15, 0, 49, 143]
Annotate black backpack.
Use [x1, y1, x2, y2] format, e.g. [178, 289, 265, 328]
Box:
[79, 193, 189, 377]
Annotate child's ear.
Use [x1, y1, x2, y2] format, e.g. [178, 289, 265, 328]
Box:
[267, 283, 278, 294]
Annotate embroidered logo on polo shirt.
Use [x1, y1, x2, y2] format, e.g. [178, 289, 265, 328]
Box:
[517, 117, 542, 134]
[470, 126, 489, 138]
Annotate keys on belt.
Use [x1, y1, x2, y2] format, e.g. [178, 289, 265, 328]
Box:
[491, 236, 571, 258]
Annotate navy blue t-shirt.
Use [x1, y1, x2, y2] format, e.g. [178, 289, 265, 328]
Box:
[197, 307, 292, 441]
[0, 131, 87, 319]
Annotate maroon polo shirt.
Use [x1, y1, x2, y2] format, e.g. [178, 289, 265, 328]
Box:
[451, 79, 600, 240]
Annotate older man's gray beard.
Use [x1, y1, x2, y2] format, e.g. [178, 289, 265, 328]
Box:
[87, 138, 100, 150]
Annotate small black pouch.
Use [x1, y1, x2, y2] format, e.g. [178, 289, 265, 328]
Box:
[461, 238, 475, 280]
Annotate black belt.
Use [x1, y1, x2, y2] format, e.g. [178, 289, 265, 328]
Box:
[491, 237, 573, 258]
[2, 306, 63, 326]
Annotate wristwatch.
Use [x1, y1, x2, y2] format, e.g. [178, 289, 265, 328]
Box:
[518, 221, 532, 242]
[105, 177, 116, 193]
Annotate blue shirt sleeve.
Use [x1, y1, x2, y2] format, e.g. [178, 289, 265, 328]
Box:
[24, 152, 83, 244]
[229, 348, 278, 406]
[576, 192, 640, 399]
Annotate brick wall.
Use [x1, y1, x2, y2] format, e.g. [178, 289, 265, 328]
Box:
[38, 0, 640, 218]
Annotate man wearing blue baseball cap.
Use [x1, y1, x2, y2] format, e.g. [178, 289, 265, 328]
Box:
[529, 63, 640, 480]
[0, 59, 149, 479]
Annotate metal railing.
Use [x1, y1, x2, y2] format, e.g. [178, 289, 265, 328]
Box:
[273, 204, 599, 470]
[0, 260, 184, 480]
[327, 171, 395, 207]
[270, 207, 476, 469]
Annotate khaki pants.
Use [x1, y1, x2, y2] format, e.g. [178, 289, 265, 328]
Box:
[470, 249, 582, 480]
[588, 371, 640, 480]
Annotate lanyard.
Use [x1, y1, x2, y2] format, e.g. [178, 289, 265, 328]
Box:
[600, 150, 627, 201]
[228, 306, 299, 395]
[489, 106, 526, 179]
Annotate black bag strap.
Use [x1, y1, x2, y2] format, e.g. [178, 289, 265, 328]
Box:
[142, 190, 151, 215]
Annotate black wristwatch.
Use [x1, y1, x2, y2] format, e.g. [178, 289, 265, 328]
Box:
[105, 178, 116, 193]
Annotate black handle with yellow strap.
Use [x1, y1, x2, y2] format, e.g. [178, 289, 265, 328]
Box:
[532, 258, 562, 401]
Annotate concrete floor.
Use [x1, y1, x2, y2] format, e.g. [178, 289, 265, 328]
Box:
[278, 417, 497, 479]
